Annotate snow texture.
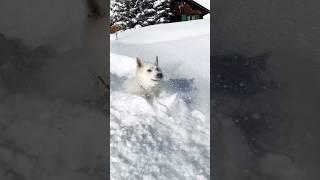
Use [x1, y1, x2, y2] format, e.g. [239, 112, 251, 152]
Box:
[110, 19, 210, 179]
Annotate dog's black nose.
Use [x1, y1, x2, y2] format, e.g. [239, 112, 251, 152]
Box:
[157, 73, 163, 79]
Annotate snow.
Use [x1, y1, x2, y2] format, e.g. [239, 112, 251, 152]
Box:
[194, 0, 210, 10]
[110, 0, 172, 29]
[110, 19, 210, 179]
[153, 0, 165, 9]
[112, 18, 209, 45]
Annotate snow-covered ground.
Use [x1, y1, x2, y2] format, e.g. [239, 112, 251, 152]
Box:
[110, 18, 210, 179]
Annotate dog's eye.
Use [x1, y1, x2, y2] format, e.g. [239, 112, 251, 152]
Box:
[147, 69, 152, 72]
[156, 67, 160, 71]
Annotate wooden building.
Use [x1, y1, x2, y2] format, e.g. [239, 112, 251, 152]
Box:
[110, 0, 210, 34]
[170, 0, 210, 22]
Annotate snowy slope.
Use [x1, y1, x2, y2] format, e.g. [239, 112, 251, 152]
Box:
[110, 19, 210, 179]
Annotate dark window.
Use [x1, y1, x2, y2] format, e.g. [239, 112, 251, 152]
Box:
[181, 15, 187, 21]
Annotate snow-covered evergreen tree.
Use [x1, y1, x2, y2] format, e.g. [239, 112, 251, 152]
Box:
[110, 0, 130, 28]
[110, 0, 173, 30]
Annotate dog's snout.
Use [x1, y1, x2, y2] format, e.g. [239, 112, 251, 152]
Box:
[157, 73, 163, 79]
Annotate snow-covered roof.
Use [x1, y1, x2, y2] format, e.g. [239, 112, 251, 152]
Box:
[193, 0, 210, 10]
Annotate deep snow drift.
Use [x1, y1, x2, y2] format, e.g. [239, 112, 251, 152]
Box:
[110, 18, 210, 179]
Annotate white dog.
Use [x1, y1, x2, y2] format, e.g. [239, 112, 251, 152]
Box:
[124, 56, 163, 98]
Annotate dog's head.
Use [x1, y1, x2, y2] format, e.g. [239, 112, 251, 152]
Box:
[136, 56, 163, 88]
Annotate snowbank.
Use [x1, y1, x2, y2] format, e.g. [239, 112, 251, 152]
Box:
[110, 19, 210, 179]
[111, 18, 210, 44]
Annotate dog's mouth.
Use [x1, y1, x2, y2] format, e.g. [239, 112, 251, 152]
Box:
[151, 79, 161, 82]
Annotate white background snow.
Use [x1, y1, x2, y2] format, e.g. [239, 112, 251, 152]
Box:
[110, 18, 210, 179]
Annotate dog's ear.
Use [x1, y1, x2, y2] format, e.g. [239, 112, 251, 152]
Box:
[137, 57, 144, 68]
[155, 56, 159, 66]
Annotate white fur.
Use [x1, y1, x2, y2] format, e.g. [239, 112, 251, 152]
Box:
[123, 57, 163, 98]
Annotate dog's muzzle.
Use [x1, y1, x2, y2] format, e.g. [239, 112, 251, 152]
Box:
[156, 73, 163, 79]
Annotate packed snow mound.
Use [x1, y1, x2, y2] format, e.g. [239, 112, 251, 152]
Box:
[110, 53, 135, 78]
[110, 18, 210, 180]
[110, 91, 209, 180]
[111, 18, 210, 44]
